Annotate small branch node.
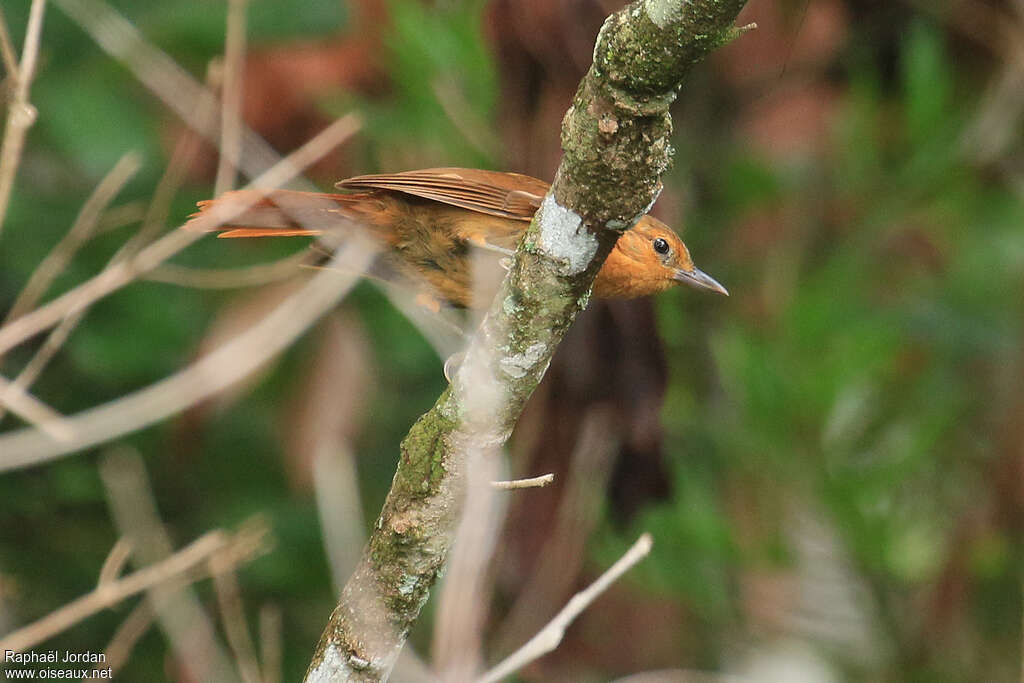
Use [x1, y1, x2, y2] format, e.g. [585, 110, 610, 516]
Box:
[97, 538, 134, 587]
[10, 102, 38, 127]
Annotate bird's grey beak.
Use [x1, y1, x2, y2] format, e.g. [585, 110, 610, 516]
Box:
[673, 267, 729, 296]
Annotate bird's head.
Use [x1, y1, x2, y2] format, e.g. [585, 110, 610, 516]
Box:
[592, 216, 728, 299]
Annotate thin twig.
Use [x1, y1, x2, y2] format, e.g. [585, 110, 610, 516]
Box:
[314, 441, 367, 596]
[0, 114, 357, 453]
[0, 6, 20, 82]
[3, 152, 141, 324]
[0, 229, 200, 356]
[95, 201, 147, 235]
[96, 538, 133, 587]
[3, 82, 213, 405]
[960, 38, 1024, 164]
[0, 373, 70, 440]
[432, 449, 504, 681]
[212, 566, 264, 683]
[0, 0, 46, 235]
[214, 0, 248, 196]
[477, 533, 653, 683]
[120, 70, 218, 258]
[0, 154, 141, 425]
[144, 254, 308, 289]
[0, 526, 268, 654]
[82, 600, 156, 682]
[0, 232, 373, 470]
[100, 449, 266, 683]
[52, 0, 308, 187]
[0, 113, 360, 360]
[259, 605, 283, 683]
[493, 408, 618, 655]
[0, 312, 83, 421]
[490, 473, 554, 490]
[2, 93, 216, 412]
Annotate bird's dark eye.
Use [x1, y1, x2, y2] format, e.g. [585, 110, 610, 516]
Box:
[653, 237, 670, 255]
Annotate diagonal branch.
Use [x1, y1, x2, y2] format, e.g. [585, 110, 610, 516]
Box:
[0, 115, 361, 470]
[477, 533, 653, 683]
[303, 1, 750, 681]
[0, 113, 359, 361]
[2, 152, 140, 324]
[0, 7, 21, 80]
[213, 0, 248, 196]
[0, 0, 46, 236]
[0, 523, 269, 654]
[0, 234, 371, 470]
[51, 0, 313, 189]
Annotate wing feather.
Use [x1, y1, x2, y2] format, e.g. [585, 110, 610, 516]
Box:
[336, 168, 546, 222]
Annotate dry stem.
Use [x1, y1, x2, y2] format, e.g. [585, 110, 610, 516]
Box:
[144, 254, 310, 289]
[477, 533, 653, 683]
[0, 373, 69, 439]
[0, 7, 20, 81]
[0, 230, 372, 470]
[3, 152, 141, 324]
[213, 0, 249, 196]
[0, 526, 269, 654]
[100, 449, 256, 683]
[0, 115, 212, 421]
[52, 0, 316, 187]
[431, 450, 504, 681]
[0, 0, 46, 235]
[96, 538, 133, 587]
[0, 113, 359, 360]
[213, 566, 265, 683]
[259, 605, 284, 683]
[82, 600, 156, 682]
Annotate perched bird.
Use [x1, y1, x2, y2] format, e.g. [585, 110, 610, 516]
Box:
[185, 168, 727, 308]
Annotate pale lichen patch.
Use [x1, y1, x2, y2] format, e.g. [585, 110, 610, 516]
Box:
[644, 0, 682, 29]
[640, 190, 660, 215]
[307, 644, 355, 683]
[397, 573, 419, 597]
[498, 342, 547, 379]
[536, 193, 597, 275]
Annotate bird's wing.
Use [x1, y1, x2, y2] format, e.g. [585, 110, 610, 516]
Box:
[336, 168, 547, 222]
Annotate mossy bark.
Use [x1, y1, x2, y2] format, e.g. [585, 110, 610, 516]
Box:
[304, 1, 748, 681]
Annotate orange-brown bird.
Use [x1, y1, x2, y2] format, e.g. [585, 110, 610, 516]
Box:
[185, 168, 727, 308]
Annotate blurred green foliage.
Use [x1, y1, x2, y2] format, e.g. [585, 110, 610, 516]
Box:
[1, 2, 1023, 682]
[600, 16, 1024, 681]
[363, 0, 497, 167]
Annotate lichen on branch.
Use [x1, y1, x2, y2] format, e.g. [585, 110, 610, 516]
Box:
[556, 0, 749, 230]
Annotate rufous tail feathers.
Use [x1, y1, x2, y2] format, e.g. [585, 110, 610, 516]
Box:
[184, 189, 376, 238]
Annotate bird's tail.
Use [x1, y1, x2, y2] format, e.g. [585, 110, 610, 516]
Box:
[183, 189, 387, 239]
